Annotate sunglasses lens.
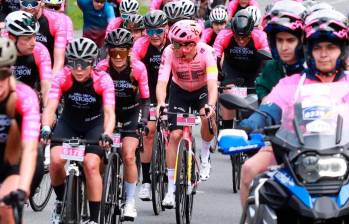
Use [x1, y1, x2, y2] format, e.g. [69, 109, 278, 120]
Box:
[67, 59, 91, 69]
[21, 1, 39, 7]
[146, 28, 164, 36]
[121, 14, 130, 20]
[109, 50, 129, 59]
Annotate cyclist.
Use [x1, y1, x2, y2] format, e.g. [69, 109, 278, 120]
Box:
[132, 10, 170, 201]
[43, 0, 74, 43]
[201, 6, 228, 46]
[97, 28, 150, 220]
[41, 37, 115, 224]
[0, 37, 40, 224]
[123, 14, 145, 41]
[180, 0, 205, 29]
[255, 0, 306, 101]
[213, 8, 270, 129]
[105, 0, 139, 36]
[19, 0, 67, 75]
[239, 8, 349, 207]
[227, 0, 259, 21]
[163, 1, 183, 27]
[156, 20, 218, 207]
[78, 0, 115, 48]
[5, 11, 52, 106]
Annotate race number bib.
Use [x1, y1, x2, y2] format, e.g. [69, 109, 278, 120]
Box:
[61, 143, 85, 162]
[149, 107, 157, 121]
[176, 114, 196, 126]
[112, 133, 122, 148]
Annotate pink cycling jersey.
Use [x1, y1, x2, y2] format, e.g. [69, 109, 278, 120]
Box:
[34, 42, 52, 81]
[266, 72, 349, 111]
[201, 27, 214, 44]
[16, 83, 41, 141]
[49, 67, 115, 106]
[106, 17, 123, 37]
[96, 59, 150, 99]
[227, 0, 259, 20]
[213, 28, 270, 58]
[158, 42, 218, 92]
[132, 36, 151, 61]
[63, 14, 74, 42]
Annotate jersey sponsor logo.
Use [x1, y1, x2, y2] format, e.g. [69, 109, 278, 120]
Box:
[36, 32, 48, 43]
[13, 65, 32, 78]
[149, 54, 161, 64]
[229, 46, 254, 60]
[0, 115, 11, 143]
[68, 92, 97, 106]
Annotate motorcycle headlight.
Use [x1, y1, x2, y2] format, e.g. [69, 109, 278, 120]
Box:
[295, 154, 347, 183]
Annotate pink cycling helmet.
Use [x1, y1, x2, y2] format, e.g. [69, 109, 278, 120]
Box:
[169, 19, 202, 43]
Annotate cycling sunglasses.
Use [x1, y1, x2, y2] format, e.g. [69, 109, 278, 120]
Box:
[109, 49, 129, 59]
[93, 0, 105, 4]
[67, 59, 92, 70]
[20, 0, 40, 8]
[121, 14, 131, 20]
[146, 28, 165, 36]
[172, 41, 196, 50]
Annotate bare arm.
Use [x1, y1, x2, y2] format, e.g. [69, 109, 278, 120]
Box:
[156, 80, 168, 106]
[40, 80, 51, 107]
[42, 99, 60, 127]
[52, 49, 65, 76]
[18, 140, 38, 194]
[207, 79, 218, 106]
[103, 105, 115, 137]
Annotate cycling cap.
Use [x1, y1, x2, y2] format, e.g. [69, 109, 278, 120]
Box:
[105, 28, 133, 48]
[169, 19, 202, 43]
[144, 10, 168, 28]
[5, 11, 40, 36]
[209, 6, 228, 23]
[181, 0, 196, 19]
[0, 37, 17, 68]
[124, 14, 145, 30]
[231, 9, 254, 36]
[263, 0, 306, 34]
[246, 6, 261, 27]
[163, 1, 183, 21]
[66, 37, 98, 61]
[119, 0, 139, 14]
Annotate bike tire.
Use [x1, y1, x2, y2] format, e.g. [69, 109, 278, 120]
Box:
[62, 172, 82, 224]
[29, 167, 53, 211]
[175, 140, 188, 224]
[186, 139, 197, 223]
[100, 152, 120, 224]
[231, 154, 240, 193]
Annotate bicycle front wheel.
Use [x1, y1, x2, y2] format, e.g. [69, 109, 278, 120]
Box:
[175, 140, 188, 224]
[100, 152, 120, 224]
[29, 165, 53, 211]
[62, 172, 82, 224]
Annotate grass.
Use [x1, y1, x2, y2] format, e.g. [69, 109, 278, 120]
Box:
[66, 1, 149, 30]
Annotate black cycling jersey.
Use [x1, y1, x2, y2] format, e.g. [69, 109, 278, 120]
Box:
[13, 55, 40, 90]
[108, 62, 139, 110]
[61, 78, 103, 125]
[37, 15, 55, 64]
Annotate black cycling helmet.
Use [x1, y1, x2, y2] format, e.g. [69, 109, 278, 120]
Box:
[105, 28, 133, 48]
[231, 9, 254, 36]
[144, 10, 168, 28]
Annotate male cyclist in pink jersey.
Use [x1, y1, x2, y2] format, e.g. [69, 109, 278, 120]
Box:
[0, 37, 40, 224]
[19, 0, 67, 75]
[156, 20, 218, 208]
[5, 11, 52, 105]
[239, 8, 349, 207]
[41, 38, 115, 224]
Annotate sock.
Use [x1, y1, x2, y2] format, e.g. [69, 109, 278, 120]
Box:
[53, 184, 65, 201]
[141, 163, 151, 184]
[125, 181, 137, 203]
[89, 201, 100, 222]
[222, 119, 234, 129]
[201, 139, 211, 164]
[167, 168, 175, 194]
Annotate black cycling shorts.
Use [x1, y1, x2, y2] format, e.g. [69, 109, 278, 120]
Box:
[116, 108, 139, 139]
[221, 61, 258, 87]
[52, 117, 104, 158]
[168, 82, 207, 131]
[0, 163, 19, 183]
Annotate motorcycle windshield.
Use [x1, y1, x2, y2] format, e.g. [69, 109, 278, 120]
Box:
[275, 81, 349, 150]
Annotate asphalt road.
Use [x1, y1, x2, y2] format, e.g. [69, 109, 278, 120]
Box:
[24, 0, 349, 223]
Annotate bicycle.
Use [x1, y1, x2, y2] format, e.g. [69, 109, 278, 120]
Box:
[1, 191, 25, 224]
[150, 105, 169, 215]
[162, 107, 213, 224]
[51, 137, 98, 224]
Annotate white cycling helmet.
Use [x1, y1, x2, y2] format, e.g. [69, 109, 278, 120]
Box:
[43, 0, 64, 5]
[5, 11, 40, 36]
[119, 0, 139, 14]
[66, 37, 98, 62]
[0, 37, 17, 68]
[181, 0, 196, 19]
[246, 6, 261, 27]
[209, 6, 228, 23]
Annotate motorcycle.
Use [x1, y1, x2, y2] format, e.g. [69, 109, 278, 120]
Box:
[218, 81, 349, 224]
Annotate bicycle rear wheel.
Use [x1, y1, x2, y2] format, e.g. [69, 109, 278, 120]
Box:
[29, 167, 53, 211]
[100, 152, 120, 224]
[231, 154, 242, 193]
[62, 172, 83, 224]
[175, 140, 188, 224]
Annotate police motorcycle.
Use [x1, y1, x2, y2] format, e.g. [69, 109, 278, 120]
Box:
[218, 81, 349, 224]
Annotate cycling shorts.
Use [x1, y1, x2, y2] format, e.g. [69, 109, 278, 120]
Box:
[116, 107, 139, 139]
[221, 61, 258, 88]
[168, 82, 207, 131]
[52, 117, 104, 158]
[0, 163, 19, 183]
